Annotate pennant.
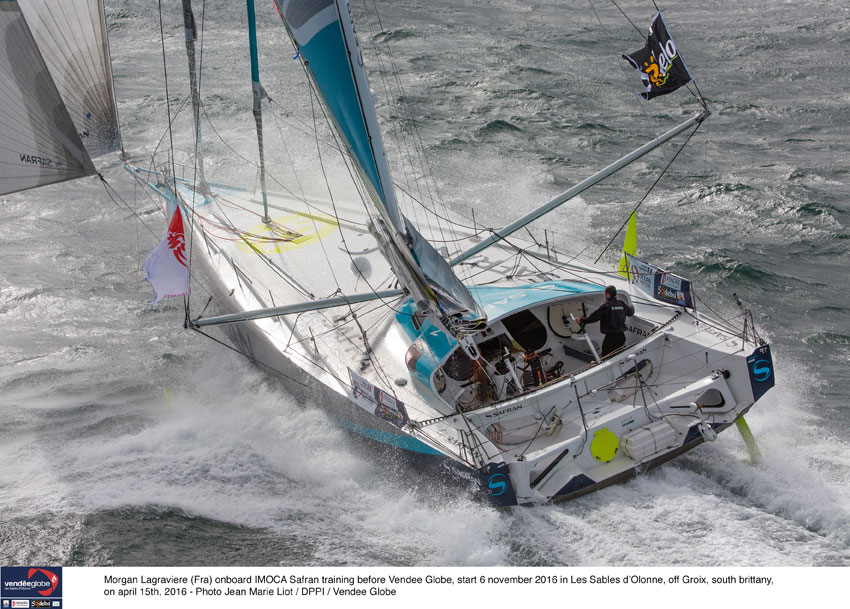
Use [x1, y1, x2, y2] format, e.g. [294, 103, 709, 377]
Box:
[622, 12, 693, 101]
[143, 206, 190, 304]
[618, 211, 637, 279]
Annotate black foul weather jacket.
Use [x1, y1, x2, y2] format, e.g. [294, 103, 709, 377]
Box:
[583, 298, 635, 334]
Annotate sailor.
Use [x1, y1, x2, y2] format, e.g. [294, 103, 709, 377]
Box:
[580, 285, 635, 357]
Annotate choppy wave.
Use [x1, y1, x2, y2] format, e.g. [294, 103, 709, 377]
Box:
[1, 0, 848, 567]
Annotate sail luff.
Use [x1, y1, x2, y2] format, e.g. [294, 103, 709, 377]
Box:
[330, 0, 404, 236]
[274, 0, 403, 237]
[95, 0, 125, 157]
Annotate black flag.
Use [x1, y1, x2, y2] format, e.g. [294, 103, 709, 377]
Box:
[622, 12, 693, 101]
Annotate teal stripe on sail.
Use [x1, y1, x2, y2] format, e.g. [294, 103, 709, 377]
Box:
[299, 22, 387, 208]
[274, 0, 485, 329]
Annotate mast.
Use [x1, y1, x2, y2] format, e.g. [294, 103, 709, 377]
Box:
[181, 0, 209, 193]
[246, 0, 270, 223]
[272, 0, 485, 334]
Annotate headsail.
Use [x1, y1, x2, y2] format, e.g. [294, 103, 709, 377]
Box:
[273, 0, 485, 331]
[19, 0, 123, 157]
[0, 0, 96, 196]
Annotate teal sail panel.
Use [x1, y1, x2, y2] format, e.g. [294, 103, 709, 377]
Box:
[274, 0, 485, 330]
[274, 0, 401, 233]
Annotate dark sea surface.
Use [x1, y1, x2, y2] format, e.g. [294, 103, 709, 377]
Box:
[1, 0, 848, 566]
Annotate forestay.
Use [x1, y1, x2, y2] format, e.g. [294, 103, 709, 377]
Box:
[0, 0, 96, 195]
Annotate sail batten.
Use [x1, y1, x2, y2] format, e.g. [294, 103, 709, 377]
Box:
[0, 0, 95, 196]
[19, 0, 122, 158]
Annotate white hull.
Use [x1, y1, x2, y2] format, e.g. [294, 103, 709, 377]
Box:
[131, 168, 774, 506]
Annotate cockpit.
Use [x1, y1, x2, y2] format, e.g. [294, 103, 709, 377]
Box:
[398, 280, 654, 413]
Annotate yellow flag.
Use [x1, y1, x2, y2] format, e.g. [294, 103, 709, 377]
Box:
[618, 211, 637, 279]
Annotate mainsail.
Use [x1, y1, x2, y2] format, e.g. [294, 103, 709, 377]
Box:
[19, 0, 123, 157]
[273, 0, 485, 331]
[0, 0, 96, 195]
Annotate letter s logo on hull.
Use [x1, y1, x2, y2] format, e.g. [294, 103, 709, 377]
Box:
[746, 345, 775, 403]
[488, 474, 507, 496]
[751, 359, 771, 382]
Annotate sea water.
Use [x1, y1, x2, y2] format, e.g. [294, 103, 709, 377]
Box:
[1, 0, 848, 566]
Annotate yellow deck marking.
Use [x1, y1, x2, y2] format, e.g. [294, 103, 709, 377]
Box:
[237, 212, 338, 255]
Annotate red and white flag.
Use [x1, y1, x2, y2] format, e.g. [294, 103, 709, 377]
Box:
[143, 205, 190, 304]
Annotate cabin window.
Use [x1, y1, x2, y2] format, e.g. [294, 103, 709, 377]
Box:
[696, 388, 726, 409]
[405, 338, 424, 372]
[502, 309, 547, 352]
[442, 348, 473, 382]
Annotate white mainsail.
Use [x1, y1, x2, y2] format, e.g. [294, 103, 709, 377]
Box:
[19, 0, 122, 157]
[0, 0, 96, 195]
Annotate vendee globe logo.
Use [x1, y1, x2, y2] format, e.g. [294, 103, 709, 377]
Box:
[28, 570, 58, 597]
[2, 566, 62, 599]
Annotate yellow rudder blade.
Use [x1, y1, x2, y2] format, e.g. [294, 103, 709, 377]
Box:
[735, 416, 762, 464]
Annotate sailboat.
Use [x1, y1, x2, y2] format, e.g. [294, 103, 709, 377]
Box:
[3, 0, 775, 506]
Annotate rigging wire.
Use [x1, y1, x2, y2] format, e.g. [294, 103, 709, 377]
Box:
[359, 0, 477, 289]
[156, 0, 178, 193]
[294, 56, 423, 320]
[184, 0, 208, 326]
[101, 169, 216, 301]
[304, 87, 410, 392]
[133, 0, 755, 463]
[190, 325, 310, 389]
[593, 118, 703, 264]
[609, 0, 647, 39]
[188, 0, 208, 312]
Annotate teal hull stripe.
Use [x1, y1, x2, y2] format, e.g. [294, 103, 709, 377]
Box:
[300, 23, 385, 206]
[334, 417, 444, 455]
